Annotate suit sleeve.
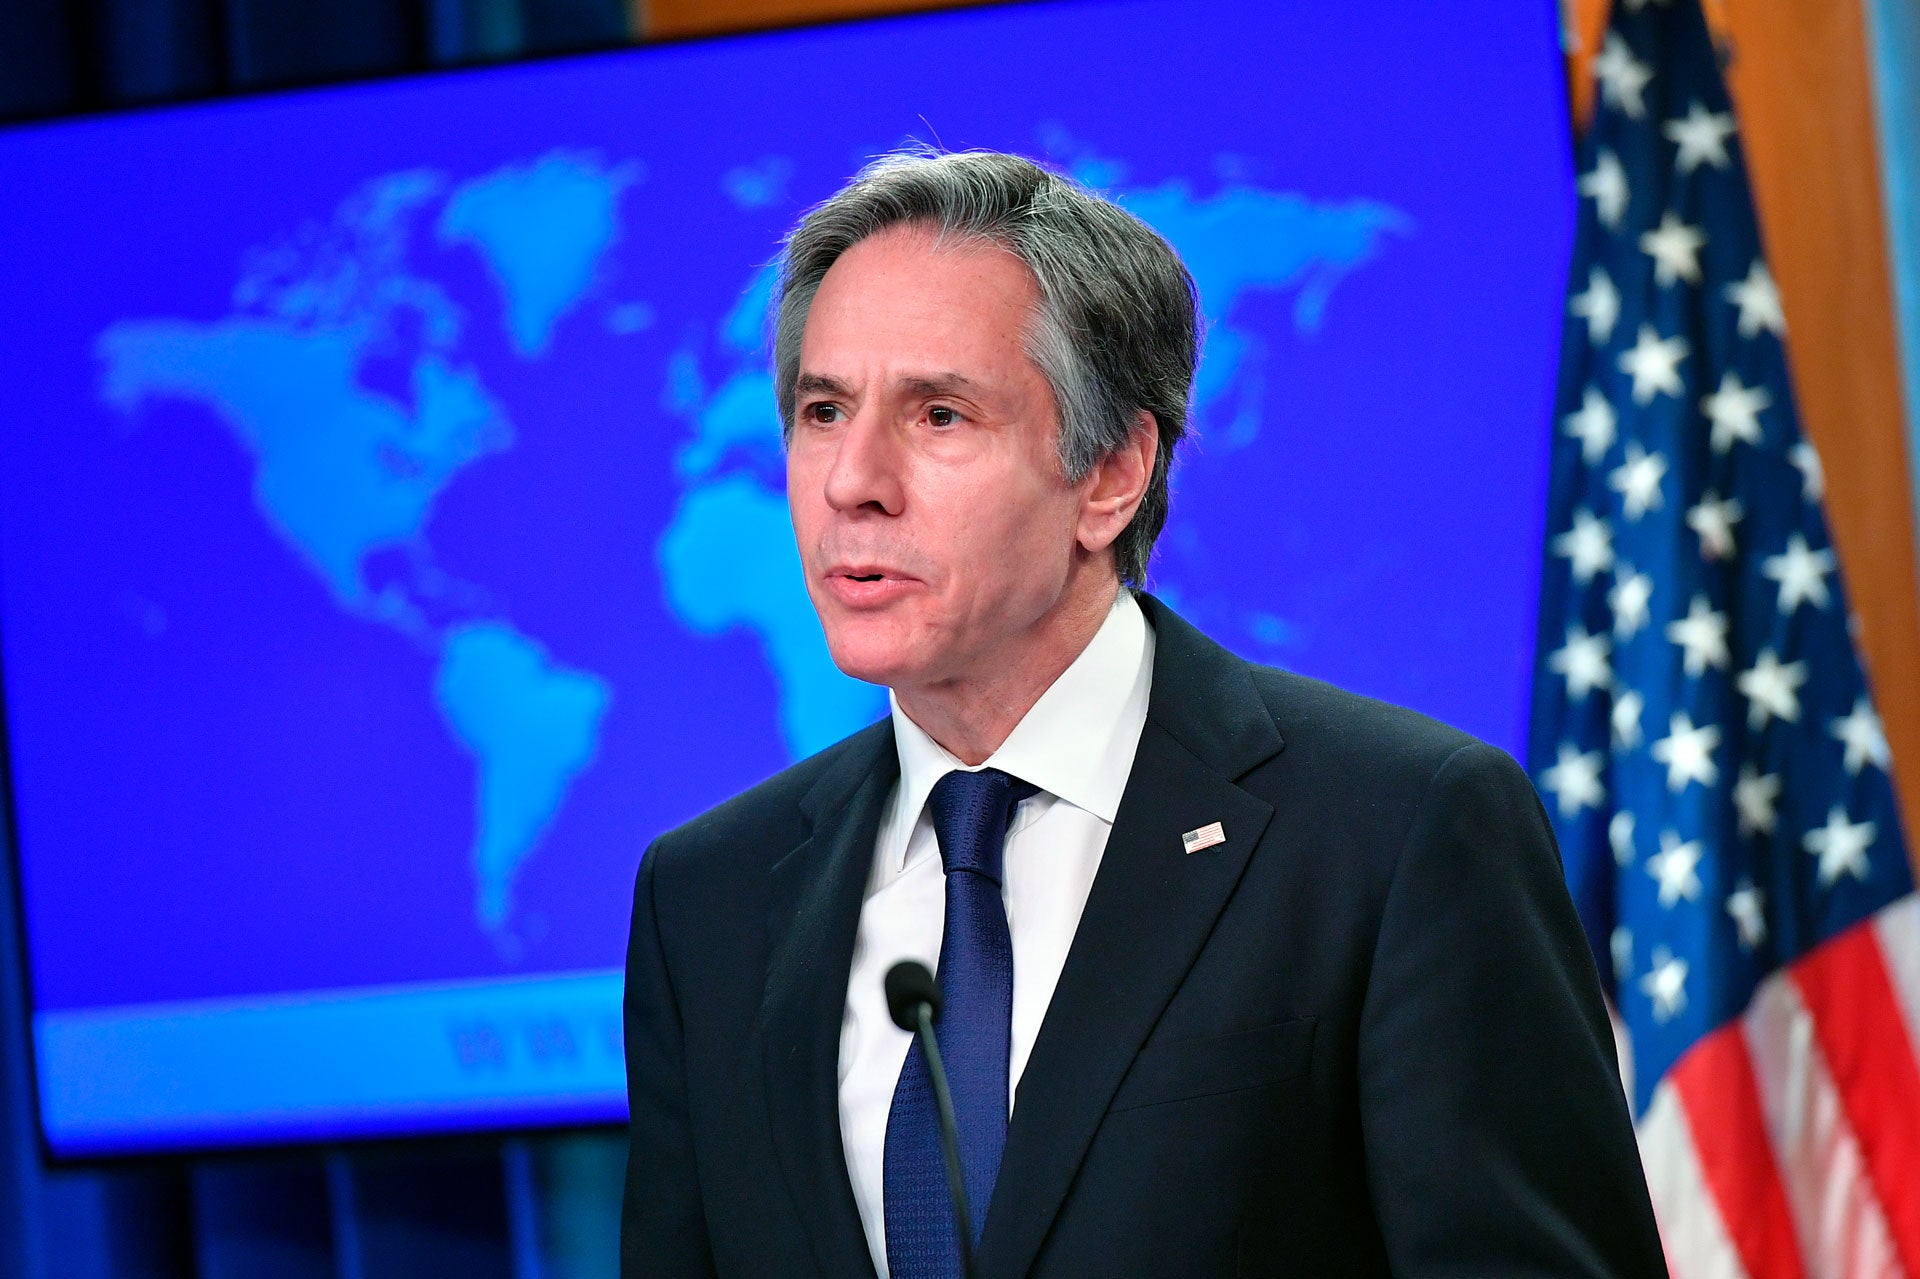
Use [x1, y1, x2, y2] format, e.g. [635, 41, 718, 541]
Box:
[622, 842, 719, 1279]
[1357, 742, 1667, 1277]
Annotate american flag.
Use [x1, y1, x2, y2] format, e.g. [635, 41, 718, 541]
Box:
[1529, 0, 1920, 1273]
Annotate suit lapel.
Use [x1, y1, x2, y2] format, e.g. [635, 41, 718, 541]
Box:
[759, 723, 895, 1279]
[975, 599, 1285, 1278]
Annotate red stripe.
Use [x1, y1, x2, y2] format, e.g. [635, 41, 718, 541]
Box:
[1792, 922, 1920, 1272]
[1670, 1022, 1806, 1279]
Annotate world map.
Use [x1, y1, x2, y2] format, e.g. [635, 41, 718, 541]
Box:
[94, 147, 1407, 953]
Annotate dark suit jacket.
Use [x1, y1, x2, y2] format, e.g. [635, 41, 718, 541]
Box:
[622, 596, 1666, 1277]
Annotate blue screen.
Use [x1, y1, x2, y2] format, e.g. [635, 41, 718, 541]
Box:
[0, 0, 1572, 1155]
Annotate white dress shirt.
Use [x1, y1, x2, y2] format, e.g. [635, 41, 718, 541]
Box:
[837, 589, 1156, 1277]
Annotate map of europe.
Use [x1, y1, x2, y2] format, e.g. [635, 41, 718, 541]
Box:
[94, 146, 1408, 954]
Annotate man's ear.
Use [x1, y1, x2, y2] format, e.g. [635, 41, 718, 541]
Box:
[1076, 410, 1158, 555]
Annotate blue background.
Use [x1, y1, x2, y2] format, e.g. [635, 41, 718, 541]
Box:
[0, 0, 1573, 1152]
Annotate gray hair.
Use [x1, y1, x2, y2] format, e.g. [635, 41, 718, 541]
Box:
[772, 148, 1198, 587]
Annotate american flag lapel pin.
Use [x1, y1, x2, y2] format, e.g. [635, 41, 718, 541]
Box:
[1181, 822, 1226, 854]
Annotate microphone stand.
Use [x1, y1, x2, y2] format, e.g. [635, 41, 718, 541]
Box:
[909, 999, 976, 1279]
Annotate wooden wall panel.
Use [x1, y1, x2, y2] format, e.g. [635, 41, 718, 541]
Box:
[640, 0, 991, 38]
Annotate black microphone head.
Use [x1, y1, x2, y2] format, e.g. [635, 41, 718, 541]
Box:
[884, 960, 941, 1032]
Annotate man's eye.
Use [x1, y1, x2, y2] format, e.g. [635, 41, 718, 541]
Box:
[928, 406, 957, 428]
[807, 403, 840, 424]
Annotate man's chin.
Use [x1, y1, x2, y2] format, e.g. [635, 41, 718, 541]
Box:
[819, 623, 931, 692]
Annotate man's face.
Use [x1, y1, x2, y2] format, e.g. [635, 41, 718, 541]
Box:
[786, 225, 1094, 695]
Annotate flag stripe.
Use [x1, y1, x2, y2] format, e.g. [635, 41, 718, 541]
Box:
[1872, 895, 1920, 1057]
[1792, 922, 1920, 1272]
[1669, 1025, 1806, 1279]
[1742, 962, 1903, 1279]
[1640, 1082, 1752, 1279]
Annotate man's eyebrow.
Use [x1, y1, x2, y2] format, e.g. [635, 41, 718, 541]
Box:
[898, 372, 980, 397]
[794, 373, 853, 398]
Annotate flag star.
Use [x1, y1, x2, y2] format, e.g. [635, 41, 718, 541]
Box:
[1734, 765, 1781, 837]
[1701, 372, 1770, 453]
[1830, 697, 1891, 775]
[1762, 534, 1836, 613]
[1609, 442, 1669, 521]
[1803, 806, 1876, 887]
[1618, 325, 1690, 404]
[1641, 212, 1709, 287]
[1686, 491, 1744, 561]
[1652, 710, 1721, 792]
[1580, 149, 1632, 229]
[1737, 648, 1808, 729]
[1609, 566, 1654, 638]
[1552, 507, 1615, 585]
[1726, 880, 1767, 950]
[1664, 101, 1737, 173]
[1595, 34, 1654, 120]
[1542, 742, 1606, 817]
[1647, 829, 1705, 906]
[1640, 945, 1689, 1022]
[1564, 388, 1619, 465]
[1726, 260, 1786, 338]
[1570, 267, 1622, 345]
[1665, 594, 1730, 676]
[1549, 624, 1613, 699]
[1611, 925, 1634, 981]
[1610, 810, 1638, 867]
[1789, 441, 1824, 501]
[1612, 687, 1646, 750]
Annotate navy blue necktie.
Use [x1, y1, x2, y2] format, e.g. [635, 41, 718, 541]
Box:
[883, 767, 1035, 1278]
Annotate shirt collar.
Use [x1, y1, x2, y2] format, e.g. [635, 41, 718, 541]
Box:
[884, 589, 1154, 869]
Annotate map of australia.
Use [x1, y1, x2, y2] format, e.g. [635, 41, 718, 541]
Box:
[95, 145, 1406, 954]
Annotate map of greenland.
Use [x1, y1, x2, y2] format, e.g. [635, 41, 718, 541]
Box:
[96, 154, 632, 955]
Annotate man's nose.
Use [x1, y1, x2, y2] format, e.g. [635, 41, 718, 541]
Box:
[822, 411, 905, 516]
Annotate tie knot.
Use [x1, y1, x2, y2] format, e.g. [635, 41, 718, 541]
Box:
[928, 767, 1036, 882]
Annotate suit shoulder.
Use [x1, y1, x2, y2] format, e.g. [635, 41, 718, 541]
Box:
[644, 718, 890, 878]
[1244, 663, 1507, 790]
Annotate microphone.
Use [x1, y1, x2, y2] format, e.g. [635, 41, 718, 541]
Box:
[884, 960, 975, 1279]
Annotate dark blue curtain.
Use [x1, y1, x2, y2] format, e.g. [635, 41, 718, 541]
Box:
[0, 2, 634, 1275]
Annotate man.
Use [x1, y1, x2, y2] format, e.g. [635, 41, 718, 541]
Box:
[623, 150, 1664, 1278]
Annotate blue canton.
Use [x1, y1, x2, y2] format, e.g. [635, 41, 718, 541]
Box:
[1528, 0, 1914, 1115]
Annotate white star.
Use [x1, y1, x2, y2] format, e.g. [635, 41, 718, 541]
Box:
[1641, 212, 1709, 287]
[1609, 567, 1654, 638]
[1549, 625, 1613, 700]
[1789, 442, 1824, 501]
[1640, 945, 1690, 1022]
[1804, 806, 1876, 887]
[1542, 742, 1606, 817]
[1830, 697, 1891, 775]
[1652, 710, 1721, 792]
[1610, 810, 1638, 866]
[1664, 101, 1737, 173]
[1727, 880, 1767, 950]
[1726, 261, 1786, 338]
[1570, 267, 1622, 345]
[1737, 648, 1808, 729]
[1595, 34, 1654, 120]
[1647, 829, 1705, 907]
[1552, 508, 1615, 585]
[1762, 534, 1836, 613]
[1686, 491, 1744, 561]
[1612, 687, 1646, 750]
[1734, 765, 1781, 837]
[1580, 149, 1632, 229]
[1701, 372, 1769, 453]
[1611, 925, 1635, 981]
[1665, 594, 1730, 676]
[1618, 325, 1689, 404]
[1609, 442, 1669, 521]
[1564, 387, 1618, 465]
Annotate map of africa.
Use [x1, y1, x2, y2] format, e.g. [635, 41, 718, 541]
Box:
[94, 146, 1407, 955]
